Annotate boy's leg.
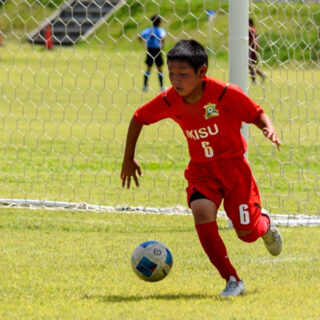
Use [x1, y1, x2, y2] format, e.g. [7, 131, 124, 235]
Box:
[249, 64, 256, 83]
[144, 48, 154, 90]
[156, 66, 164, 89]
[190, 196, 240, 282]
[185, 161, 245, 296]
[235, 213, 282, 256]
[224, 175, 268, 242]
[191, 197, 245, 296]
[249, 52, 257, 84]
[155, 51, 164, 90]
[222, 158, 282, 255]
[143, 66, 151, 90]
[235, 212, 269, 243]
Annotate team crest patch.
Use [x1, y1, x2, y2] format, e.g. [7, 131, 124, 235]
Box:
[204, 103, 219, 119]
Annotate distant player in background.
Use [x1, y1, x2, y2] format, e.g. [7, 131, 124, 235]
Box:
[249, 17, 266, 84]
[121, 40, 283, 297]
[139, 15, 166, 92]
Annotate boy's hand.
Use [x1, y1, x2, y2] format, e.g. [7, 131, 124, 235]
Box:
[254, 113, 282, 152]
[121, 159, 142, 189]
[263, 127, 281, 151]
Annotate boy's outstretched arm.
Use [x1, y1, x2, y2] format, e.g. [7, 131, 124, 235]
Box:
[121, 117, 143, 188]
[254, 113, 281, 151]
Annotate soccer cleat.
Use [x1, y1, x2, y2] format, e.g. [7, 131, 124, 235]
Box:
[262, 213, 282, 256]
[142, 85, 148, 92]
[219, 276, 245, 297]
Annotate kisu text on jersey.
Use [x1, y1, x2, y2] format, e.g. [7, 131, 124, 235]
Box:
[184, 123, 219, 140]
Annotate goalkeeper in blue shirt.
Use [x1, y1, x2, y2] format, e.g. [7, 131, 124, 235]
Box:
[138, 15, 166, 92]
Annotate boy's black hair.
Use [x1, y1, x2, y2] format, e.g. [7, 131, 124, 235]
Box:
[166, 39, 208, 73]
[249, 17, 254, 26]
[151, 15, 161, 27]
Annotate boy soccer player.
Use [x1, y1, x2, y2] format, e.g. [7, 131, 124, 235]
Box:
[121, 40, 282, 297]
[138, 15, 166, 92]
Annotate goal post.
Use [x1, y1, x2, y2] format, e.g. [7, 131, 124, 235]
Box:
[229, 0, 249, 158]
[226, 0, 249, 228]
[0, 0, 319, 226]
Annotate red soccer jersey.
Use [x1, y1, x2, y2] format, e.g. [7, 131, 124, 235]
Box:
[134, 77, 263, 162]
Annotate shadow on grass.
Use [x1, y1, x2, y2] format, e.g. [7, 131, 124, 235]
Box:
[83, 288, 260, 303]
[83, 292, 221, 303]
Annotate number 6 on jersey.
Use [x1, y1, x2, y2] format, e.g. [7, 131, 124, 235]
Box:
[201, 141, 214, 158]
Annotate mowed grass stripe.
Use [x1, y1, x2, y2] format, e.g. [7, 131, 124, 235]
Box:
[0, 209, 319, 320]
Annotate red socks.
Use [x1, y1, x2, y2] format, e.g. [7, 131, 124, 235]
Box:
[195, 221, 240, 281]
[195, 216, 269, 280]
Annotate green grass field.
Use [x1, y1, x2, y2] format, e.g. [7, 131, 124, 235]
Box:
[0, 208, 319, 320]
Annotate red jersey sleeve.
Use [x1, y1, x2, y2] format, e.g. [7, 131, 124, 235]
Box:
[222, 84, 264, 124]
[134, 92, 172, 125]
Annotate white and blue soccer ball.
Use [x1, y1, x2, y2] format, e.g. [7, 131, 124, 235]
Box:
[131, 240, 173, 282]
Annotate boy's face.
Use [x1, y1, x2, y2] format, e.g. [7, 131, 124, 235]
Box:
[168, 60, 207, 99]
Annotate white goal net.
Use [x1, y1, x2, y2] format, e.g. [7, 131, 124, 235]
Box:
[0, 0, 319, 226]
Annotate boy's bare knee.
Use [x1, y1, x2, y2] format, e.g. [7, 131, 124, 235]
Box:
[191, 199, 217, 225]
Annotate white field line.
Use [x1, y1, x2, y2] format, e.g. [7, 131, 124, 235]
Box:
[249, 256, 319, 265]
[0, 199, 319, 227]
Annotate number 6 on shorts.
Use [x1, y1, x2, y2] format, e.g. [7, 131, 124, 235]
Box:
[239, 204, 250, 225]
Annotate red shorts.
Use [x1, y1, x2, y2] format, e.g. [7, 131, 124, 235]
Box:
[185, 157, 262, 231]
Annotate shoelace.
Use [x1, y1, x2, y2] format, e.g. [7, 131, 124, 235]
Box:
[224, 281, 238, 293]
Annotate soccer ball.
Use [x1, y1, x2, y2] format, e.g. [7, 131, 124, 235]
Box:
[131, 240, 173, 282]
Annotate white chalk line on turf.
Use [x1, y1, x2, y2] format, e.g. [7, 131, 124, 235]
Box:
[250, 256, 319, 265]
[0, 199, 319, 227]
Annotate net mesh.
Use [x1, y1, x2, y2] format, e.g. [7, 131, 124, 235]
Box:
[0, 0, 319, 225]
